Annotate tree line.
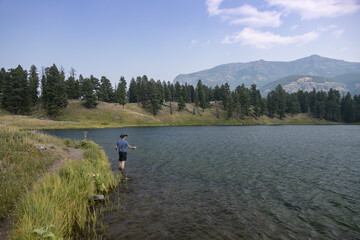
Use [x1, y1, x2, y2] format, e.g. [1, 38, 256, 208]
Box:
[0, 64, 359, 123]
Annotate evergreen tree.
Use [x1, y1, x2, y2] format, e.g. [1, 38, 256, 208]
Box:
[326, 88, 341, 121]
[139, 75, 148, 108]
[178, 95, 186, 111]
[0, 68, 6, 102]
[287, 93, 300, 117]
[65, 75, 78, 99]
[267, 91, 278, 118]
[147, 79, 161, 115]
[220, 83, 231, 109]
[214, 85, 220, 102]
[189, 85, 195, 103]
[98, 76, 114, 102]
[259, 98, 267, 116]
[197, 80, 208, 111]
[341, 92, 356, 123]
[314, 91, 327, 119]
[275, 85, 286, 119]
[89, 75, 101, 98]
[236, 84, 251, 116]
[128, 77, 137, 103]
[168, 81, 175, 101]
[174, 81, 181, 101]
[181, 85, 188, 103]
[116, 76, 127, 108]
[42, 64, 68, 117]
[2, 65, 30, 114]
[163, 80, 171, 102]
[82, 77, 98, 108]
[297, 90, 309, 113]
[225, 95, 234, 119]
[28, 65, 39, 106]
[353, 95, 360, 122]
[156, 80, 164, 103]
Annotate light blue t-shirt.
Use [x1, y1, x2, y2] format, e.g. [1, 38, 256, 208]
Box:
[117, 139, 129, 152]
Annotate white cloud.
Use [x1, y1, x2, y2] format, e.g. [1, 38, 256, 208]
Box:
[318, 24, 338, 32]
[291, 24, 298, 31]
[266, 0, 360, 20]
[206, 0, 281, 28]
[222, 28, 319, 49]
[332, 29, 344, 38]
[317, 25, 344, 38]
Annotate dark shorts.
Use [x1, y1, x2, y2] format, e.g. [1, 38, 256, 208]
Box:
[119, 151, 127, 161]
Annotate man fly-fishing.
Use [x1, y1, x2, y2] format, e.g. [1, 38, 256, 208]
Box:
[115, 133, 136, 172]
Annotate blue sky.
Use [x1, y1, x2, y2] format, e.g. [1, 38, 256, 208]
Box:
[0, 0, 359, 85]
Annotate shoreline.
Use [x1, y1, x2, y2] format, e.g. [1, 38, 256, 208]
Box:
[0, 126, 119, 239]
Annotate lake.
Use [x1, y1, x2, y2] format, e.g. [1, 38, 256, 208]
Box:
[46, 125, 360, 239]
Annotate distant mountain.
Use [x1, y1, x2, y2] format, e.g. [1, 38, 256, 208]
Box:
[173, 55, 360, 90]
[259, 75, 347, 96]
[259, 73, 360, 96]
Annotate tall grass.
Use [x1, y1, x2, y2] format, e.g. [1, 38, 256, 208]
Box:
[10, 140, 119, 239]
[0, 126, 62, 220]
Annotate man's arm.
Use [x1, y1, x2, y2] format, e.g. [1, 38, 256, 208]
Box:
[115, 145, 118, 150]
[128, 145, 136, 149]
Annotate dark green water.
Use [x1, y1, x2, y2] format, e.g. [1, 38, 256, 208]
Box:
[47, 126, 360, 239]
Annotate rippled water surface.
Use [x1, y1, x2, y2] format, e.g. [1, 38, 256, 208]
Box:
[47, 126, 360, 239]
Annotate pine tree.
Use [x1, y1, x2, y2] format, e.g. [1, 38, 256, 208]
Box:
[42, 64, 68, 117]
[214, 85, 220, 102]
[139, 75, 148, 108]
[174, 81, 181, 101]
[82, 77, 98, 108]
[197, 80, 208, 111]
[274, 85, 286, 119]
[116, 76, 127, 108]
[287, 93, 300, 117]
[237, 84, 251, 116]
[28, 65, 39, 106]
[189, 85, 195, 103]
[98, 76, 114, 102]
[226, 95, 234, 119]
[163, 80, 171, 102]
[326, 88, 341, 121]
[0, 68, 5, 103]
[156, 80, 164, 103]
[168, 81, 175, 101]
[147, 79, 161, 115]
[178, 95, 186, 111]
[2, 65, 30, 114]
[341, 92, 356, 123]
[127, 78, 137, 103]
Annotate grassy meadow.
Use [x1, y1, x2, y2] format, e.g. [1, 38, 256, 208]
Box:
[0, 100, 337, 130]
[0, 126, 119, 239]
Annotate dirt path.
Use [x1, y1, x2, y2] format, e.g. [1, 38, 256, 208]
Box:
[48, 147, 84, 173]
[0, 147, 84, 240]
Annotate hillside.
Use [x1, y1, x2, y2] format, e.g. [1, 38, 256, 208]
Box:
[259, 75, 348, 96]
[0, 100, 337, 130]
[173, 55, 360, 91]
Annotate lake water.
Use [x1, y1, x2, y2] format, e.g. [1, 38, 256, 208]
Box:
[46, 126, 360, 239]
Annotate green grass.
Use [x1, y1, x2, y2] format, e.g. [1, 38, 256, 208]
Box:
[0, 126, 65, 220]
[10, 140, 119, 239]
[0, 100, 341, 130]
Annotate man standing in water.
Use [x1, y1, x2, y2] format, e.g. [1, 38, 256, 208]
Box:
[115, 133, 136, 172]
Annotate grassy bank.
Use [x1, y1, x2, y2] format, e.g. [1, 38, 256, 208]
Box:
[0, 126, 65, 220]
[11, 140, 118, 239]
[0, 126, 119, 239]
[0, 100, 338, 130]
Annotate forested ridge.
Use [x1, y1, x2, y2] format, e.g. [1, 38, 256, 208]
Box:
[1, 64, 359, 123]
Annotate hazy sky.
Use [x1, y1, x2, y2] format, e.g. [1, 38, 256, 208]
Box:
[1, 0, 359, 85]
